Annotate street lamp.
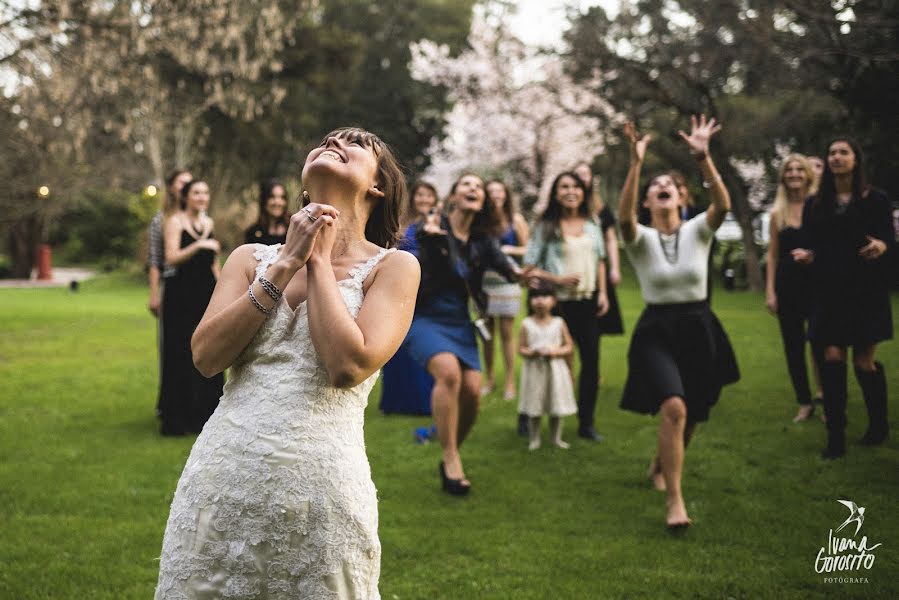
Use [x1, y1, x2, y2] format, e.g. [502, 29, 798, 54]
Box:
[36, 185, 52, 280]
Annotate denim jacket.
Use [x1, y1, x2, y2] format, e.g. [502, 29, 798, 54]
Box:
[523, 219, 606, 273]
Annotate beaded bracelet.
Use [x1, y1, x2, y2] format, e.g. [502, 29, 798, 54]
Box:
[247, 285, 272, 315]
[258, 275, 283, 301]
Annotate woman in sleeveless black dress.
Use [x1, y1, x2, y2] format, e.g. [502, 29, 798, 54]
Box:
[765, 154, 823, 422]
[159, 179, 224, 435]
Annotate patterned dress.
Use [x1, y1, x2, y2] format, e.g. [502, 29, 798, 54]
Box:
[156, 245, 395, 599]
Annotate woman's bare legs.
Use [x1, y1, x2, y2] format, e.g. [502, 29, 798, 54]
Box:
[428, 352, 468, 484]
[458, 368, 482, 447]
[481, 317, 495, 395]
[499, 316, 517, 399]
[658, 396, 691, 527]
[649, 421, 695, 492]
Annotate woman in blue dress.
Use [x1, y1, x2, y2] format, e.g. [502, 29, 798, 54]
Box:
[404, 173, 522, 494]
[379, 181, 439, 415]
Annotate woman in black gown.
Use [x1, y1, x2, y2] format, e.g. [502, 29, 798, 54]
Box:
[795, 138, 893, 458]
[159, 179, 224, 435]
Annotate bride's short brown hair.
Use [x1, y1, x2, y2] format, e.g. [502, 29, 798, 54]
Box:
[316, 127, 407, 248]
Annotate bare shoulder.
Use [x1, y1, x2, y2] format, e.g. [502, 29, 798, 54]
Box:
[164, 213, 184, 230]
[380, 249, 420, 274]
[366, 249, 420, 291]
[224, 243, 264, 278]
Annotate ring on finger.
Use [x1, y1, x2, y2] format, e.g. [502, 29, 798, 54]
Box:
[303, 208, 318, 222]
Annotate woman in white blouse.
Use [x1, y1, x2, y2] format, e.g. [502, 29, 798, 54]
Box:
[617, 116, 740, 529]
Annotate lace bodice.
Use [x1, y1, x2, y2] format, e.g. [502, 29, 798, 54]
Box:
[155, 244, 394, 600]
[222, 244, 392, 434]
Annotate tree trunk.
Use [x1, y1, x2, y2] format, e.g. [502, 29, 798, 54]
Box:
[719, 165, 763, 291]
[7, 214, 40, 279]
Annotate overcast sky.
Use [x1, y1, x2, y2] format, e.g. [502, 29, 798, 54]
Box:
[507, 0, 621, 48]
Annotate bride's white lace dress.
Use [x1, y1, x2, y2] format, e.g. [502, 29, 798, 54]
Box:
[155, 245, 394, 600]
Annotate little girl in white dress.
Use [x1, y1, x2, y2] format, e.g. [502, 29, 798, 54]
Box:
[518, 287, 577, 450]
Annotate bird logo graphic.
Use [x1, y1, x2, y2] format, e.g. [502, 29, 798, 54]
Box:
[835, 500, 865, 536]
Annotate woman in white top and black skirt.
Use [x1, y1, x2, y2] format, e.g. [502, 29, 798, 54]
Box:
[618, 116, 740, 529]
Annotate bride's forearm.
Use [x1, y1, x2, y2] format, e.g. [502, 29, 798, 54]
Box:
[192, 254, 300, 377]
[305, 257, 369, 388]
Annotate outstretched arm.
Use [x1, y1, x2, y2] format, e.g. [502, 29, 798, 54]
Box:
[677, 114, 730, 230]
[617, 121, 651, 243]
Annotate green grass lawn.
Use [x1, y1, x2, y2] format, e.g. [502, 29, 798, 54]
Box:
[1, 273, 897, 599]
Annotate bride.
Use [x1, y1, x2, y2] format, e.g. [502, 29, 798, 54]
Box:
[155, 127, 420, 599]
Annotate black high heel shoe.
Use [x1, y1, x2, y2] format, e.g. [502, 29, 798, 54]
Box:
[439, 462, 471, 496]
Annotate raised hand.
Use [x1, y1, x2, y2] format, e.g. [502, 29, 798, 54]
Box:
[624, 121, 651, 164]
[678, 114, 722, 156]
[280, 203, 339, 268]
[422, 208, 447, 236]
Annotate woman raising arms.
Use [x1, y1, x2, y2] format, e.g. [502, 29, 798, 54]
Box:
[155, 127, 420, 598]
[617, 116, 740, 529]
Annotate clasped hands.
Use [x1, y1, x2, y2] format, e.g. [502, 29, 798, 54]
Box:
[277, 202, 340, 270]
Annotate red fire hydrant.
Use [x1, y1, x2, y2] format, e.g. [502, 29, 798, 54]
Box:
[36, 244, 52, 280]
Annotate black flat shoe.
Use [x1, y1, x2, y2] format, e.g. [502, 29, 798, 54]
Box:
[577, 428, 605, 442]
[439, 462, 470, 496]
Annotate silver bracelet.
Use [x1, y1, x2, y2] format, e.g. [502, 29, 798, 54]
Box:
[247, 285, 272, 315]
[257, 274, 283, 301]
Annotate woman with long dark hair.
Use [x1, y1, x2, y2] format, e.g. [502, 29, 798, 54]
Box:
[523, 172, 609, 441]
[404, 173, 522, 494]
[159, 179, 224, 436]
[156, 127, 420, 597]
[244, 179, 290, 245]
[794, 137, 893, 458]
[765, 154, 823, 422]
[618, 116, 739, 529]
[481, 179, 529, 400]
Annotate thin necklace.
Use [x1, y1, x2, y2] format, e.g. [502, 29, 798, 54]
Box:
[332, 238, 365, 261]
[657, 228, 681, 265]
